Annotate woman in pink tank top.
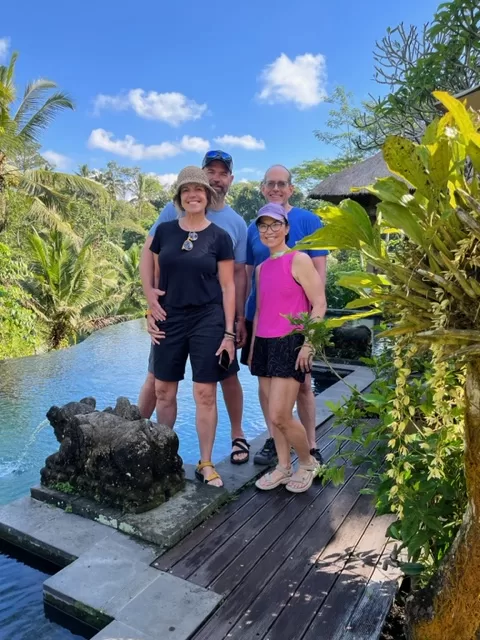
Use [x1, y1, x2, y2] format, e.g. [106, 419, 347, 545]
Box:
[248, 203, 326, 493]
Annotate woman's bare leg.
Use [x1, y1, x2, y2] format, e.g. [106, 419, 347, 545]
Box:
[193, 381, 222, 487]
[268, 377, 313, 465]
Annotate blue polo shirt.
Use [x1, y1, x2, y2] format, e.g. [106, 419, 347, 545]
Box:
[245, 206, 328, 321]
[149, 202, 247, 263]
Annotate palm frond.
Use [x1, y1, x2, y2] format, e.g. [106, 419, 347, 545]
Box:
[14, 79, 58, 128]
[16, 91, 74, 144]
[27, 200, 79, 239]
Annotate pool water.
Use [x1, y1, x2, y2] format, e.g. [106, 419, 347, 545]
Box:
[0, 319, 334, 640]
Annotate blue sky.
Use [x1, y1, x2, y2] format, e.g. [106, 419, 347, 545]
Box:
[2, 0, 440, 186]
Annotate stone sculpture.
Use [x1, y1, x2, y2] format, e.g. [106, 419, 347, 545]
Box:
[41, 396, 185, 513]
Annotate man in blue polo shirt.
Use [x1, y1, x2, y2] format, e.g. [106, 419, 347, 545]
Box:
[138, 150, 251, 464]
[240, 164, 328, 466]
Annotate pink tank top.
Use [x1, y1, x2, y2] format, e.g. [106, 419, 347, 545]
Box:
[256, 251, 310, 338]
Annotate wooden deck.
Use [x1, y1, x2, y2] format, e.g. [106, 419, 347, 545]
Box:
[153, 418, 400, 640]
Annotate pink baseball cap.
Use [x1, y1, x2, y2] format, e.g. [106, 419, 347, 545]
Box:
[255, 203, 288, 224]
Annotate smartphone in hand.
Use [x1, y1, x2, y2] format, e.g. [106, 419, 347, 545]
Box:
[219, 350, 231, 371]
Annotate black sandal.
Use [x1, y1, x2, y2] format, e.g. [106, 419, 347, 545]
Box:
[230, 438, 250, 465]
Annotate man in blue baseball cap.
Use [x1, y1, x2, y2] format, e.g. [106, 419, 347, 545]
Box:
[138, 150, 251, 465]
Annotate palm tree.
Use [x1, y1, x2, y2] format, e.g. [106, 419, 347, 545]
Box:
[0, 52, 106, 235]
[23, 229, 116, 348]
[107, 242, 144, 315]
[76, 164, 92, 178]
[299, 92, 480, 639]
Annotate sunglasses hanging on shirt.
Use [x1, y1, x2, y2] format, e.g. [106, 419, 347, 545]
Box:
[182, 231, 198, 251]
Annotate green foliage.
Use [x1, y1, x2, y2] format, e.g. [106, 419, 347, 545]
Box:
[51, 481, 76, 494]
[299, 91, 480, 597]
[355, 0, 480, 150]
[22, 229, 117, 348]
[227, 181, 264, 223]
[0, 242, 44, 359]
[314, 86, 367, 164]
[325, 253, 363, 308]
[323, 349, 466, 582]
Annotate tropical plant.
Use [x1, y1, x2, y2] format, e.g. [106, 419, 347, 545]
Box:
[0, 242, 43, 358]
[22, 229, 116, 348]
[0, 52, 106, 235]
[296, 91, 480, 639]
[227, 181, 264, 223]
[324, 348, 466, 584]
[325, 253, 363, 309]
[106, 243, 145, 316]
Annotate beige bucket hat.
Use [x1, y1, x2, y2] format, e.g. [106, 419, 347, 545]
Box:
[173, 166, 217, 212]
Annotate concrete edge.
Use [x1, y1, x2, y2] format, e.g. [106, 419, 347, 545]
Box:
[0, 521, 76, 567]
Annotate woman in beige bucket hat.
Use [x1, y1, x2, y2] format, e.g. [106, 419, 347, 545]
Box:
[140, 166, 236, 487]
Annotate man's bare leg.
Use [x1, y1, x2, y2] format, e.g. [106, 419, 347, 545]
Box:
[154, 379, 178, 428]
[138, 372, 156, 419]
[220, 374, 248, 462]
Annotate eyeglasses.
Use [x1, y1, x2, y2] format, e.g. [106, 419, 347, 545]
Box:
[202, 150, 233, 172]
[257, 221, 285, 234]
[181, 231, 198, 251]
[263, 180, 290, 190]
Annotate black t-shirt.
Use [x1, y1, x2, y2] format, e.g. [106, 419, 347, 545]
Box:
[150, 220, 234, 308]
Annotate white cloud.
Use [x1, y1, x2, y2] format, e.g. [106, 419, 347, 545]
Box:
[180, 135, 210, 153]
[148, 173, 178, 188]
[43, 150, 71, 170]
[93, 89, 207, 127]
[87, 129, 210, 161]
[214, 135, 265, 151]
[0, 37, 10, 63]
[258, 53, 327, 110]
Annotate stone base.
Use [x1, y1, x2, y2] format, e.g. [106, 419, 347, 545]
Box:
[31, 478, 228, 549]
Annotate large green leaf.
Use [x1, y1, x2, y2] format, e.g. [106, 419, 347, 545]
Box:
[325, 309, 380, 328]
[376, 201, 427, 249]
[336, 272, 390, 290]
[383, 136, 429, 194]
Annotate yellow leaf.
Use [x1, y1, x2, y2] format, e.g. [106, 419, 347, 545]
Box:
[433, 91, 475, 140]
[383, 136, 429, 195]
[324, 309, 380, 328]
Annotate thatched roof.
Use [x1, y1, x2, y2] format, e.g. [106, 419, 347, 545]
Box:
[309, 152, 393, 201]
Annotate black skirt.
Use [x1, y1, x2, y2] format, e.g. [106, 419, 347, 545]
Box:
[251, 333, 306, 383]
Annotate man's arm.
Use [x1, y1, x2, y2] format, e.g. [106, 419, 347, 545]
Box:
[245, 264, 254, 301]
[234, 263, 247, 347]
[141, 203, 176, 320]
[311, 256, 327, 288]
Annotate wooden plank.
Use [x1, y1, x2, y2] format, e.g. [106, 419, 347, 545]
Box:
[169, 422, 349, 580]
[340, 538, 401, 640]
[262, 495, 377, 640]
[301, 514, 395, 640]
[170, 489, 273, 579]
[192, 462, 371, 640]
[224, 474, 374, 640]
[153, 486, 257, 570]
[210, 440, 363, 596]
[189, 428, 354, 589]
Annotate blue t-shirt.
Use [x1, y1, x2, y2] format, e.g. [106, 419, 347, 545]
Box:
[245, 207, 328, 321]
[149, 202, 247, 263]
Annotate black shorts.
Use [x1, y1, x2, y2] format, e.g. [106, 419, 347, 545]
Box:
[251, 333, 306, 383]
[240, 319, 254, 366]
[151, 304, 239, 383]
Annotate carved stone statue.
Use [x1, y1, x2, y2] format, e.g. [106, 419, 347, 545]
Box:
[41, 396, 185, 513]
